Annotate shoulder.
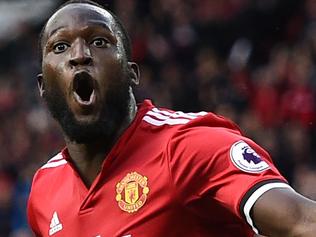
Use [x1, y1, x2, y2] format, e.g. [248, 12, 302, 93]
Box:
[27, 152, 68, 233]
[142, 106, 209, 127]
[141, 105, 241, 135]
[28, 152, 69, 211]
[30, 152, 68, 190]
[158, 108, 277, 177]
[167, 122, 273, 175]
[40, 152, 68, 170]
[140, 105, 244, 155]
[169, 114, 243, 154]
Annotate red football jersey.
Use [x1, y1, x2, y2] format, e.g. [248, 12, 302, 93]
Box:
[27, 100, 290, 237]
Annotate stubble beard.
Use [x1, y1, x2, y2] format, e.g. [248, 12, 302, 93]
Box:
[43, 78, 131, 144]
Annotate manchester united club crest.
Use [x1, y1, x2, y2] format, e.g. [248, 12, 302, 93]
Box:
[116, 172, 149, 213]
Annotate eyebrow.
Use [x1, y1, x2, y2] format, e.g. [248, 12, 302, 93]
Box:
[87, 20, 112, 32]
[47, 20, 113, 39]
[48, 26, 66, 39]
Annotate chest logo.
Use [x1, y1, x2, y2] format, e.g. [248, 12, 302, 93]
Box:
[116, 172, 149, 213]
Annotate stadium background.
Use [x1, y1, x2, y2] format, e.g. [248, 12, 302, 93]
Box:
[0, 0, 315, 236]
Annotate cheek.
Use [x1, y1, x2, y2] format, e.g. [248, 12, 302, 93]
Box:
[42, 56, 67, 83]
[96, 54, 126, 84]
[42, 57, 71, 89]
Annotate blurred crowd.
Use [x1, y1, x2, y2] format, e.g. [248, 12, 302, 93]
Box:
[0, 0, 315, 236]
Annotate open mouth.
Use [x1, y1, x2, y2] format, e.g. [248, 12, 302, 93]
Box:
[73, 71, 96, 105]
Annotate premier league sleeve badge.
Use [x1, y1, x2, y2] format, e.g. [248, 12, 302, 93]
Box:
[230, 140, 270, 173]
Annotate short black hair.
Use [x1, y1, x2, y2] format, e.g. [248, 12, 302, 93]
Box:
[38, 0, 131, 65]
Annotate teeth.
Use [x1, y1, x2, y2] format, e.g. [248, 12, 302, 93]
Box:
[73, 71, 95, 103]
[74, 90, 95, 105]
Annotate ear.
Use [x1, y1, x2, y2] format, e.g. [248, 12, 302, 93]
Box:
[37, 73, 45, 97]
[127, 62, 140, 86]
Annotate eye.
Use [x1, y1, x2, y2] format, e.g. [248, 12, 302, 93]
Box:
[91, 38, 110, 48]
[53, 42, 69, 54]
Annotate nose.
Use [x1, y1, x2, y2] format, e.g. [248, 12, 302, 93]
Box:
[69, 39, 92, 66]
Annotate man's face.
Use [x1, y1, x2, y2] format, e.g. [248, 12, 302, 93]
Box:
[40, 4, 134, 143]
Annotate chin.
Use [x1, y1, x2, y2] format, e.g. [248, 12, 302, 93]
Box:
[73, 113, 100, 125]
[61, 108, 119, 144]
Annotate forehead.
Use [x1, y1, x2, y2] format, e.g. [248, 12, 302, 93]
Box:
[44, 3, 116, 39]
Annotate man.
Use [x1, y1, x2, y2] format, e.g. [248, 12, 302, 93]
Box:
[27, 0, 316, 236]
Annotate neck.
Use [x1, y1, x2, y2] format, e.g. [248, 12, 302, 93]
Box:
[65, 95, 137, 187]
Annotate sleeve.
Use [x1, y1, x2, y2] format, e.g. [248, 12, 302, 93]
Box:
[167, 125, 291, 234]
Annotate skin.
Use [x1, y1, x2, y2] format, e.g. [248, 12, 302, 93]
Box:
[38, 3, 316, 236]
[39, 3, 139, 186]
[252, 188, 316, 236]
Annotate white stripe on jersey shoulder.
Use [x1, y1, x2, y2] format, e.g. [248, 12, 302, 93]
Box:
[143, 107, 207, 126]
[41, 152, 67, 169]
[143, 115, 190, 126]
[243, 182, 293, 234]
[47, 153, 63, 163]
